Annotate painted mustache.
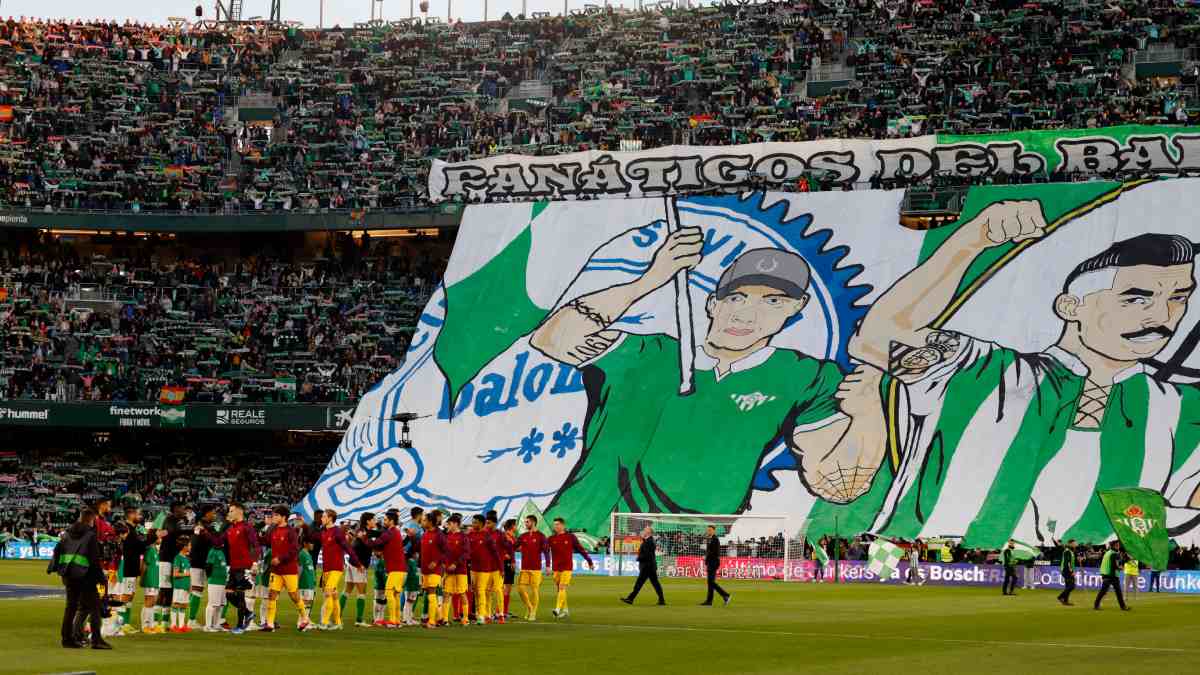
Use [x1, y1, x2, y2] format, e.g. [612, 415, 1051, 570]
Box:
[1122, 326, 1174, 340]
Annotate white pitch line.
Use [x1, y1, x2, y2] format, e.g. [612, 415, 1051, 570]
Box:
[547, 622, 1191, 654]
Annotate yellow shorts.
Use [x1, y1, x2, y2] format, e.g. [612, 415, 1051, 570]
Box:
[470, 571, 492, 594]
[385, 571, 406, 593]
[490, 571, 503, 589]
[444, 574, 468, 595]
[269, 574, 299, 593]
[321, 570, 343, 592]
[553, 571, 573, 587]
[421, 574, 442, 589]
[518, 570, 543, 587]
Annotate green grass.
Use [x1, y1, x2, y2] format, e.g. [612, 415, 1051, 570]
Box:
[2, 560, 1198, 674]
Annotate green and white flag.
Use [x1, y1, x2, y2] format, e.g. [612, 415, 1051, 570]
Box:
[1010, 540, 1039, 561]
[866, 539, 904, 580]
[159, 407, 186, 428]
[809, 536, 829, 566]
[275, 376, 297, 402]
[1098, 487, 1170, 572]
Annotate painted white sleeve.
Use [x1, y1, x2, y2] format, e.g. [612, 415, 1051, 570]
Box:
[903, 335, 998, 418]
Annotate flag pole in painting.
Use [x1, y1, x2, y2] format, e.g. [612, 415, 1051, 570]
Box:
[663, 195, 695, 396]
[1097, 487, 1170, 572]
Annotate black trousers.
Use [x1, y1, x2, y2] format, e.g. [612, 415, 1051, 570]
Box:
[1058, 571, 1076, 602]
[228, 568, 250, 628]
[1095, 574, 1127, 609]
[704, 562, 728, 603]
[1002, 567, 1019, 594]
[1149, 570, 1162, 592]
[628, 565, 664, 603]
[63, 579, 102, 645]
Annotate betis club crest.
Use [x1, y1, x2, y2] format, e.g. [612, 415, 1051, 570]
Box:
[1119, 504, 1154, 538]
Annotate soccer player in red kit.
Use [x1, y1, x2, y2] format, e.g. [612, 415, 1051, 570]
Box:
[441, 514, 470, 625]
[365, 511, 408, 627]
[467, 515, 500, 624]
[317, 509, 362, 630]
[548, 517, 594, 618]
[484, 515, 507, 623]
[219, 502, 259, 632]
[419, 512, 447, 628]
[264, 506, 312, 632]
[516, 515, 551, 621]
[500, 519, 518, 621]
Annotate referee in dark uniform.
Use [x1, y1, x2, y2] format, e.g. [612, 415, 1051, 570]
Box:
[621, 526, 665, 606]
[700, 525, 730, 606]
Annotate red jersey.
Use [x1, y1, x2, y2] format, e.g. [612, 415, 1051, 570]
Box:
[223, 520, 259, 569]
[420, 530, 447, 576]
[268, 525, 300, 575]
[369, 527, 408, 573]
[443, 531, 469, 574]
[467, 529, 500, 572]
[548, 532, 592, 572]
[319, 525, 360, 572]
[516, 531, 550, 571]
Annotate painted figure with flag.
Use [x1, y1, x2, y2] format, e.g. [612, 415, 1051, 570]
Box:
[527, 196, 889, 536]
[849, 194, 1200, 550]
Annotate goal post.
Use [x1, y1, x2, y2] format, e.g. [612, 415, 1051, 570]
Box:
[609, 512, 794, 581]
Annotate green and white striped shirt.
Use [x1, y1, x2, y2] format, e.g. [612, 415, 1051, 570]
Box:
[871, 337, 1200, 548]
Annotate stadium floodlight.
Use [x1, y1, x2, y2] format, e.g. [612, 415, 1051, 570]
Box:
[610, 512, 794, 581]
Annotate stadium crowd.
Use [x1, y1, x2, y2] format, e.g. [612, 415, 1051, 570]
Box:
[0, 0, 1195, 213]
[0, 233, 447, 403]
[0, 445, 329, 541]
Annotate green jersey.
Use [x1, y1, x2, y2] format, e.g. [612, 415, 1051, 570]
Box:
[859, 340, 1200, 548]
[141, 546, 160, 588]
[257, 550, 271, 586]
[172, 553, 190, 591]
[206, 548, 229, 586]
[373, 556, 387, 589]
[404, 558, 420, 592]
[298, 550, 316, 590]
[547, 334, 842, 535]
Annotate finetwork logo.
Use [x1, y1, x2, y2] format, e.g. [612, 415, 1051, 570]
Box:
[109, 406, 160, 428]
[0, 407, 50, 421]
[215, 408, 266, 426]
[0, 214, 29, 224]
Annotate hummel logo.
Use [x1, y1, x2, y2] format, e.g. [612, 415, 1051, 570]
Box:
[731, 392, 776, 411]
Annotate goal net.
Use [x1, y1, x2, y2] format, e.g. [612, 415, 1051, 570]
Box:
[609, 512, 795, 581]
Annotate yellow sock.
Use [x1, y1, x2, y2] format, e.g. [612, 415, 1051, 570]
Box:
[555, 588, 567, 611]
[427, 593, 439, 626]
[439, 595, 450, 622]
[331, 595, 341, 625]
[297, 598, 307, 621]
[517, 585, 531, 616]
[530, 586, 540, 616]
[476, 587, 488, 618]
[266, 597, 278, 625]
[386, 590, 399, 624]
[321, 595, 333, 625]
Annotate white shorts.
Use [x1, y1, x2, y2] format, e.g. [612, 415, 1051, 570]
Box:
[142, 587, 158, 600]
[120, 577, 138, 596]
[345, 565, 367, 585]
[208, 585, 227, 606]
[300, 589, 315, 603]
[189, 568, 207, 589]
[172, 588, 189, 605]
[158, 562, 174, 590]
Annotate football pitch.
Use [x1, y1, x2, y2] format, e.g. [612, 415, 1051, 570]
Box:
[2, 561, 1198, 675]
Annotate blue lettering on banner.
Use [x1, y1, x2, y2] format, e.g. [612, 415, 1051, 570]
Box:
[437, 353, 585, 420]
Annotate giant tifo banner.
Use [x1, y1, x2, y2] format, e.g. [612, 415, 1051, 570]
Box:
[427, 125, 1200, 201]
[302, 171, 1200, 550]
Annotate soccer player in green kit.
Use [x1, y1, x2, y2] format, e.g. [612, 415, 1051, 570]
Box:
[204, 544, 230, 632]
[532, 228, 888, 535]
